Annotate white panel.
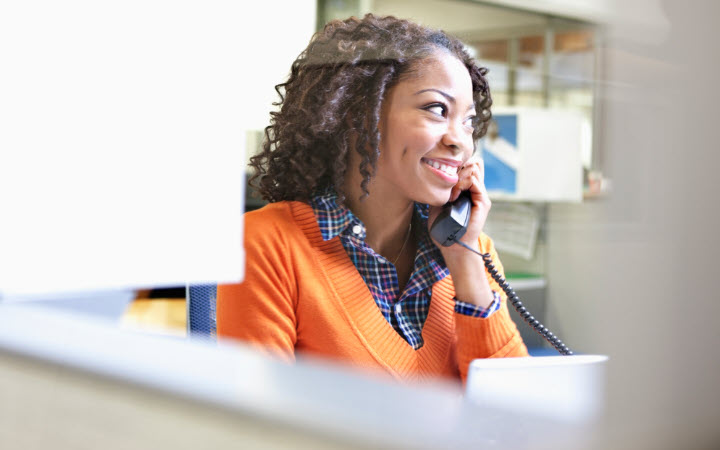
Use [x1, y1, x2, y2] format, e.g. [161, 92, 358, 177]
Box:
[483, 107, 584, 202]
[516, 108, 584, 202]
[0, 1, 315, 296]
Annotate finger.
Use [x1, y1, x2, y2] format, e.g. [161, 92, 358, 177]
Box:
[475, 158, 485, 185]
[461, 167, 486, 202]
[452, 174, 474, 196]
[456, 160, 478, 179]
[450, 181, 465, 202]
[465, 165, 482, 193]
[471, 173, 491, 208]
[451, 162, 481, 201]
[463, 154, 483, 167]
[458, 159, 483, 182]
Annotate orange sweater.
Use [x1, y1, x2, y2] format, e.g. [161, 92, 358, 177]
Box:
[217, 201, 528, 383]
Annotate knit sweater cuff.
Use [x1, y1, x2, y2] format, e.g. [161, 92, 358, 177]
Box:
[455, 303, 527, 360]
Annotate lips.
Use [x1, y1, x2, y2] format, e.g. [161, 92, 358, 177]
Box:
[420, 157, 462, 185]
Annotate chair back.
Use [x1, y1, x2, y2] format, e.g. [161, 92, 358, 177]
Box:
[186, 284, 217, 339]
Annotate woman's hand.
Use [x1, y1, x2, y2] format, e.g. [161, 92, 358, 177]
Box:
[427, 155, 495, 308]
[428, 155, 491, 255]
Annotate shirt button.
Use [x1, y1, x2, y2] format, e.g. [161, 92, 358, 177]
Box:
[352, 225, 362, 235]
[395, 304, 402, 313]
[377, 256, 385, 264]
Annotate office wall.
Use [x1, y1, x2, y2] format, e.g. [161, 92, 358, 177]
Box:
[370, 0, 547, 34]
[543, 1, 720, 448]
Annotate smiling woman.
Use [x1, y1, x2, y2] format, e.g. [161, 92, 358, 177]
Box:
[371, 53, 476, 207]
[217, 14, 528, 383]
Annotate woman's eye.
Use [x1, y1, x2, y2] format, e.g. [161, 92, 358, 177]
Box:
[464, 115, 478, 127]
[423, 103, 446, 117]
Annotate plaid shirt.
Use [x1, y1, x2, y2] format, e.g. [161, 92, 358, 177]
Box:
[310, 190, 500, 350]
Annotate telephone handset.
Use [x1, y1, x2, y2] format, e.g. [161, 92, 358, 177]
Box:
[430, 191, 573, 355]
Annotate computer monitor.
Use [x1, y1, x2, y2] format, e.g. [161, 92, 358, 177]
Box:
[0, 2, 249, 300]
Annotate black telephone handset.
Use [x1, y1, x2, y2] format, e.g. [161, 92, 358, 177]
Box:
[430, 191, 573, 355]
[430, 190, 473, 246]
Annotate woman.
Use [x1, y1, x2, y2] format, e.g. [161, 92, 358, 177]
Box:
[217, 14, 528, 383]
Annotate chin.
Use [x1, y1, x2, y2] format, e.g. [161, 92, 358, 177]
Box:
[415, 188, 452, 207]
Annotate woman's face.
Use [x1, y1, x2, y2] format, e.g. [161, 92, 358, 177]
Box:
[374, 51, 476, 206]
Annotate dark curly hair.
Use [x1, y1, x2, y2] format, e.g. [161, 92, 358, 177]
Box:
[249, 13, 493, 203]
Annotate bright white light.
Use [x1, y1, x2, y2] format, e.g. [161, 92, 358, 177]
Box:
[0, 1, 320, 295]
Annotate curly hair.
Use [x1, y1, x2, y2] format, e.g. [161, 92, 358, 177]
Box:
[249, 13, 493, 203]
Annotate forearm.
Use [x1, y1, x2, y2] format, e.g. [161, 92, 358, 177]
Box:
[444, 248, 494, 309]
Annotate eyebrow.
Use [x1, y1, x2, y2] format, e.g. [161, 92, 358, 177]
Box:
[415, 88, 454, 102]
[414, 88, 476, 112]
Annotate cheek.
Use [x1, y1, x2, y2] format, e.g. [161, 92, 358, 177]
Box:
[403, 125, 443, 155]
[383, 124, 434, 159]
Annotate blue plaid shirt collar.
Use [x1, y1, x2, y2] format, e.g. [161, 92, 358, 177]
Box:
[309, 188, 449, 286]
[310, 190, 362, 241]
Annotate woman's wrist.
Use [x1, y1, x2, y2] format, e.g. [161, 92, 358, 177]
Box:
[443, 246, 494, 309]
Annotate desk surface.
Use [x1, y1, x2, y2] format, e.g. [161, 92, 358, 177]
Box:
[0, 303, 593, 449]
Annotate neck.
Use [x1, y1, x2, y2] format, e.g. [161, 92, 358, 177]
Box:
[342, 173, 414, 261]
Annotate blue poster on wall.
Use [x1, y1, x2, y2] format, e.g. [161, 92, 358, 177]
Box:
[481, 114, 518, 194]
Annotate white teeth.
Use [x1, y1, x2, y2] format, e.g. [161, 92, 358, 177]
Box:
[424, 159, 457, 176]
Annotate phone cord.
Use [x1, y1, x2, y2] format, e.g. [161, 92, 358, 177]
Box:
[454, 240, 573, 356]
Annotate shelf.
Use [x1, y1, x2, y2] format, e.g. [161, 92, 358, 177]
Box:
[505, 276, 546, 290]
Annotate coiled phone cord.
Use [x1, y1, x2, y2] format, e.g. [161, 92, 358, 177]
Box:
[454, 239, 573, 356]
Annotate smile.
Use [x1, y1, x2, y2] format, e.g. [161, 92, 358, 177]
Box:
[421, 158, 460, 176]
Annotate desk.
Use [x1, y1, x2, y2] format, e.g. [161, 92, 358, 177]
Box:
[0, 303, 593, 449]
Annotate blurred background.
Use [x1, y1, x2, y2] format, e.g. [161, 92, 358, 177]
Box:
[1, 1, 719, 449]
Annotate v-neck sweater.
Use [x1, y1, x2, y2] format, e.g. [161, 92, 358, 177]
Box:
[217, 201, 528, 383]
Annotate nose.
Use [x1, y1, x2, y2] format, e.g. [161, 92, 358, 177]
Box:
[441, 120, 469, 155]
